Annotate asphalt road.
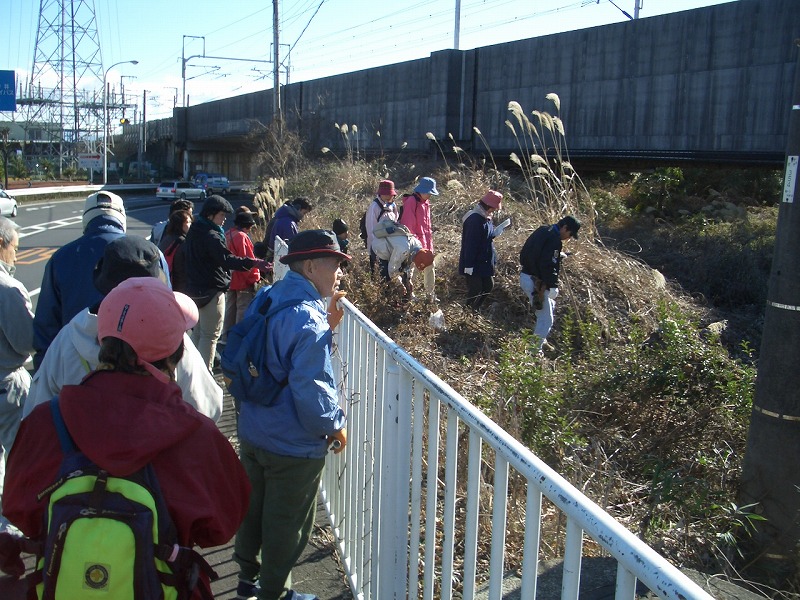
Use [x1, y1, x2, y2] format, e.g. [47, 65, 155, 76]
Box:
[14, 191, 175, 308]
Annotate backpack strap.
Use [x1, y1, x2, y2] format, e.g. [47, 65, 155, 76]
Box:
[155, 543, 218, 600]
[164, 238, 181, 258]
[49, 396, 76, 455]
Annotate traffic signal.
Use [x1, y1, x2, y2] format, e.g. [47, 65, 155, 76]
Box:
[120, 118, 130, 124]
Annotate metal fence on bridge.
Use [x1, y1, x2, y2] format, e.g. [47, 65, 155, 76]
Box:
[320, 299, 714, 600]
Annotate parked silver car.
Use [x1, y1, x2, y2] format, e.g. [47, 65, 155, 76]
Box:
[156, 181, 206, 201]
[0, 190, 18, 218]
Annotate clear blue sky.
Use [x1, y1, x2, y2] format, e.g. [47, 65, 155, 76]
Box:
[2, 0, 735, 120]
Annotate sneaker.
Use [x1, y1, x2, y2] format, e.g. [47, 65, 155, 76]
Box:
[236, 580, 259, 600]
[285, 591, 319, 600]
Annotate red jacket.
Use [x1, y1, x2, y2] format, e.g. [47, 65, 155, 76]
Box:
[399, 193, 433, 252]
[4, 371, 251, 599]
[225, 227, 260, 291]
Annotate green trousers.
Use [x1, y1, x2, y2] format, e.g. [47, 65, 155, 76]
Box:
[233, 440, 326, 600]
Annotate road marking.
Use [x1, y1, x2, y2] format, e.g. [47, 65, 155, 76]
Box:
[16, 248, 57, 265]
[17, 216, 83, 238]
[24, 205, 58, 211]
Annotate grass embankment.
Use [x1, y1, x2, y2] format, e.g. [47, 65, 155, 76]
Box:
[245, 104, 785, 595]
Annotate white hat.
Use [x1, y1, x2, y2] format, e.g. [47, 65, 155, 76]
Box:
[83, 191, 127, 232]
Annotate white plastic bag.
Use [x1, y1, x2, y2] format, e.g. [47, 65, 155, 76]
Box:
[428, 309, 446, 331]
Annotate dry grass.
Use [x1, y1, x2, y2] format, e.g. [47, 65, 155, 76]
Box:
[242, 98, 775, 594]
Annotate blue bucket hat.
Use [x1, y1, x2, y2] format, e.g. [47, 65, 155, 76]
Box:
[414, 177, 439, 196]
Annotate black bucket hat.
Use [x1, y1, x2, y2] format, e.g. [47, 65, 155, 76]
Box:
[279, 229, 352, 264]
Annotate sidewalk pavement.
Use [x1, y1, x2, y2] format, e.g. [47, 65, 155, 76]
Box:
[207, 372, 352, 600]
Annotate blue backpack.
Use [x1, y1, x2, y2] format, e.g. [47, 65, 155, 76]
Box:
[220, 286, 299, 408]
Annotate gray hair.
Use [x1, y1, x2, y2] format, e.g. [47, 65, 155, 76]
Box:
[0, 216, 19, 247]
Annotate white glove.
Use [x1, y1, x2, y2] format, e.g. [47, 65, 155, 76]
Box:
[464, 267, 474, 276]
[494, 218, 511, 237]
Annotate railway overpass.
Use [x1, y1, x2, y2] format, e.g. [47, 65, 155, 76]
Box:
[125, 0, 798, 180]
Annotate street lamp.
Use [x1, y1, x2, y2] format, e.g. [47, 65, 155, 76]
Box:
[103, 60, 138, 185]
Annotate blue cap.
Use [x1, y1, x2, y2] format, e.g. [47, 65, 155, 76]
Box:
[414, 177, 439, 196]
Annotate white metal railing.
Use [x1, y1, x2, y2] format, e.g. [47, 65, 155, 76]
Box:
[322, 299, 714, 600]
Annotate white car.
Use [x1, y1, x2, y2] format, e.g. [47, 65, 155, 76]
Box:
[0, 190, 18, 218]
[156, 181, 206, 201]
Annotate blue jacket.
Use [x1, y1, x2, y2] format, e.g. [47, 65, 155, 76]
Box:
[33, 215, 125, 369]
[238, 271, 346, 459]
[458, 207, 496, 277]
[267, 203, 302, 251]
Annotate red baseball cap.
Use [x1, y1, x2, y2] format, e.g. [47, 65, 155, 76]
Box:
[97, 277, 198, 383]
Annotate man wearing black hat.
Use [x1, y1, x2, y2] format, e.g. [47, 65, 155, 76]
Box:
[233, 229, 348, 600]
[182, 195, 266, 370]
[519, 215, 581, 353]
[24, 236, 224, 421]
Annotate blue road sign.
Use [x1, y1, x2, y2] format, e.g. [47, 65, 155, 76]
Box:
[0, 71, 16, 111]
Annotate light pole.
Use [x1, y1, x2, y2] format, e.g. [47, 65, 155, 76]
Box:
[103, 60, 138, 185]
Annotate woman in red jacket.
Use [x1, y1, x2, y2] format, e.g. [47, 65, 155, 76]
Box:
[3, 277, 251, 599]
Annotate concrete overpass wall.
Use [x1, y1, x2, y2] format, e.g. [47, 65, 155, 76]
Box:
[468, 0, 797, 159]
[165, 0, 798, 176]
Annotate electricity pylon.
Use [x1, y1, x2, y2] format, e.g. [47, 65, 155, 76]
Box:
[18, 0, 104, 176]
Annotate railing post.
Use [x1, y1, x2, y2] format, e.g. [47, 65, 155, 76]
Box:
[377, 361, 406, 600]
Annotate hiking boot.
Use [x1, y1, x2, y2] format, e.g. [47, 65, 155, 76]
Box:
[235, 579, 259, 600]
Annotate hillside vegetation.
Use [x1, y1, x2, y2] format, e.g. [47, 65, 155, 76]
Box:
[247, 103, 786, 596]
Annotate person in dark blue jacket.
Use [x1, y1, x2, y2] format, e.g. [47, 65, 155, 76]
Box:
[264, 197, 313, 259]
[32, 191, 127, 370]
[519, 215, 581, 352]
[458, 190, 509, 309]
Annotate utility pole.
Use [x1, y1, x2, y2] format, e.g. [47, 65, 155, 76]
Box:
[740, 40, 800, 584]
[454, 0, 461, 50]
[138, 90, 147, 180]
[273, 0, 281, 123]
[0, 128, 10, 190]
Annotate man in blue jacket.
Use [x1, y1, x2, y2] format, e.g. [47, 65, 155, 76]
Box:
[234, 229, 348, 600]
[33, 191, 126, 369]
[519, 215, 581, 353]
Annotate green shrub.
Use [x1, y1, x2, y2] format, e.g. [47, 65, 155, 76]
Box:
[631, 167, 684, 213]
